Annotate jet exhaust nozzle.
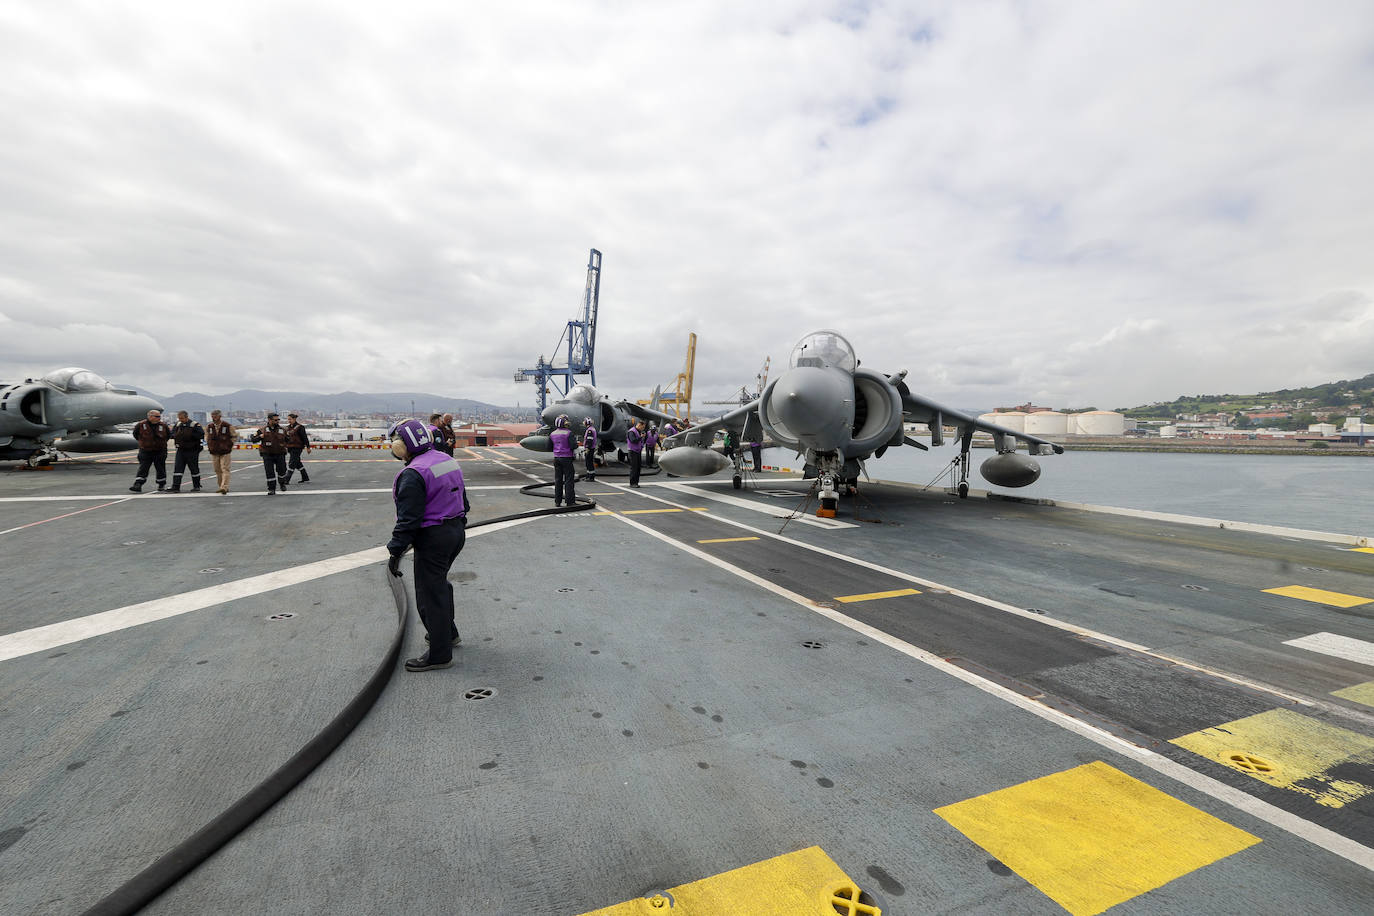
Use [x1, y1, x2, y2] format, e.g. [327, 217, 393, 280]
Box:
[657, 447, 731, 477]
[980, 452, 1041, 488]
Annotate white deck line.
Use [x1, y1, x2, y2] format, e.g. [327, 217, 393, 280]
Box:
[605, 509, 1374, 873]
[0, 485, 524, 503]
[1284, 632, 1374, 668]
[0, 519, 534, 662]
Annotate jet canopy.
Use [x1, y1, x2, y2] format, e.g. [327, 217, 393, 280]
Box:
[42, 368, 111, 392]
[789, 331, 856, 373]
[563, 384, 602, 406]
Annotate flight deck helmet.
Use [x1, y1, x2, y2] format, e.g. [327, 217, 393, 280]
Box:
[389, 418, 434, 460]
[555, 414, 570, 429]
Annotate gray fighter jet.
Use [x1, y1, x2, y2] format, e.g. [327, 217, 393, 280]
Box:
[0, 368, 163, 467]
[518, 383, 682, 462]
[659, 330, 1063, 515]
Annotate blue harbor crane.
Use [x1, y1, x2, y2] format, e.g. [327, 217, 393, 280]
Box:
[514, 248, 602, 413]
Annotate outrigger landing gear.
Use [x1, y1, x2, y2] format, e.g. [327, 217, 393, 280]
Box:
[955, 447, 971, 498]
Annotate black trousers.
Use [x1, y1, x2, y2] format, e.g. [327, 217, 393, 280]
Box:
[645, 446, 656, 467]
[413, 517, 466, 662]
[628, 449, 642, 486]
[134, 450, 167, 487]
[584, 448, 596, 476]
[286, 447, 309, 482]
[261, 454, 288, 491]
[751, 444, 763, 471]
[172, 449, 202, 487]
[553, 456, 575, 506]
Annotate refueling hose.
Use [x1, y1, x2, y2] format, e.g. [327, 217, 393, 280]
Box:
[83, 485, 596, 916]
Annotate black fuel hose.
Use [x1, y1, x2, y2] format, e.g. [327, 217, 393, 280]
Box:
[83, 492, 595, 916]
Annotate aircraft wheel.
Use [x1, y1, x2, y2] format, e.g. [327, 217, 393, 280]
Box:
[732, 475, 741, 490]
[817, 496, 838, 518]
[958, 482, 969, 499]
[617, 449, 627, 463]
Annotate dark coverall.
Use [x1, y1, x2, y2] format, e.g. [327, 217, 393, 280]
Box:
[285, 422, 311, 483]
[252, 423, 289, 493]
[627, 426, 644, 487]
[390, 463, 469, 660]
[131, 419, 171, 490]
[170, 420, 205, 491]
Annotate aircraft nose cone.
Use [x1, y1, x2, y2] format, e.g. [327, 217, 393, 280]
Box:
[772, 368, 845, 436]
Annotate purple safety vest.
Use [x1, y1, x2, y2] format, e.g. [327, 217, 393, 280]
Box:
[394, 448, 466, 527]
[662, 424, 677, 438]
[626, 427, 644, 452]
[551, 428, 575, 458]
[583, 427, 597, 448]
[646, 431, 658, 447]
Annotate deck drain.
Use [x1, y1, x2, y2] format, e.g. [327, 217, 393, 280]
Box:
[267, 613, 296, 621]
[1301, 566, 1327, 572]
[1225, 752, 1277, 774]
[814, 601, 835, 609]
[464, 688, 496, 701]
[927, 553, 944, 559]
[802, 640, 824, 649]
[826, 882, 881, 915]
[557, 587, 576, 593]
[1181, 584, 1209, 591]
[1051, 541, 1071, 547]
[1025, 608, 1047, 615]
[198, 567, 224, 574]
[122, 540, 145, 546]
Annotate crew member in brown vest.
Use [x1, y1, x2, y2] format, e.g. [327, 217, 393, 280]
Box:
[251, 412, 290, 495]
[205, 409, 236, 495]
[129, 409, 171, 492]
[284, 412, 312, 484]
[169, 410, 205, 492]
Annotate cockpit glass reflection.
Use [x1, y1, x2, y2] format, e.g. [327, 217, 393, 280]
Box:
[42, 368, 110, 392]
[789, 331, 856, 372]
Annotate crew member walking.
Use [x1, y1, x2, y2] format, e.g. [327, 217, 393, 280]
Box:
[550, 415, 576, 507]
[626, 420, 645, 488]
[386, 419, 469, 672]
[284, 412, 312, 484]
[205, 409, 236, 495]
[169, 410, 205, 492]
[582, 418, 597, 480]
[129, 409, 171, 492]
[436, 414, 457, 456]
[252, 412, 289, 495]
[645, 424, 659, 467]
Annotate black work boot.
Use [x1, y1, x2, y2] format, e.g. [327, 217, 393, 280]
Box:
[284, 470, 293, 485]
[192, 478, 202, 491]
[129, 482, 143, 493]
[156, 481, 167, 491]
[299, 470, 310, 482]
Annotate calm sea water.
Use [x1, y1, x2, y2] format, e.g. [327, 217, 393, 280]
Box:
[761, 446, 1374, 537]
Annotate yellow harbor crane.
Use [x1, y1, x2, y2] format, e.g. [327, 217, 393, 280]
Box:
[639, 332, 696, 420]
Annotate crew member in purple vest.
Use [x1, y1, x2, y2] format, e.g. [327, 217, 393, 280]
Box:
[749, 437, 763, 473]
[626, 420, 645, 488]
[550, 414, 577, 507]
[661, 421, 677, 441]
[582, 418, 598, 480]
[387, 418, 469, 672]
[645, 424, 659, 467]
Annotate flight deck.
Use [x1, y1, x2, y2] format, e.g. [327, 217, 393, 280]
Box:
[2, 448, 1372, 914]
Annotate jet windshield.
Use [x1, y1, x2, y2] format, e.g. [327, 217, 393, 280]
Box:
[789, 331, 856, 372]
[42, 368, 110, 392]
[565, 384, 601, 406]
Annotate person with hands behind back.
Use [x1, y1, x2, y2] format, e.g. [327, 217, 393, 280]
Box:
[386, 419, 469, 672]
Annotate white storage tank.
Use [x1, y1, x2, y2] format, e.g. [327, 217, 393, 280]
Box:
[1024, 410, 1068, 435]
[979, 411, 1026, 433]
[1072, 410, 1126, 436]
[1160, 425, 1178, 438]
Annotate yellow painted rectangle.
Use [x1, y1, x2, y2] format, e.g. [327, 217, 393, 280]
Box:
[697, 537, 761, 544]
[834, 588, 921, 603]
[578, 846, 875, 915]
[1332, 681, 1374, 708]
[621, 508, 683, 515]
[1171, 707, 1374, 809]
[1262, 585, 1373, 608]
[934, 761, 1259, 916]
[1348, 547, 1374, 554]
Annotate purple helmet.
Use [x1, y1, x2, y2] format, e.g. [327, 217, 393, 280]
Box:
[555, 414, 570, 429]
[390, 418, 433, 455]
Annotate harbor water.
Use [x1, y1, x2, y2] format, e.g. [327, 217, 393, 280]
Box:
[761, 446, 1373, 538]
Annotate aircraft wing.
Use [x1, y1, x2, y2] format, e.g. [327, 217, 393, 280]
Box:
[616, 400, 684, 428]
[898, 386, 1064, 456]
[665, 399, 762, 448]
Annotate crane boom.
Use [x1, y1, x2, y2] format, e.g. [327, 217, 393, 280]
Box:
[514, 249, 602, 411]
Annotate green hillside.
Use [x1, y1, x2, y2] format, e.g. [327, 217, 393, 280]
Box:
[1119, 373, 1374, 421]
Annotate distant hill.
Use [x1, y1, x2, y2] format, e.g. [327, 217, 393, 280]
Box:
[1119, 373, 1374, 418]
[134, 387, 533, 417]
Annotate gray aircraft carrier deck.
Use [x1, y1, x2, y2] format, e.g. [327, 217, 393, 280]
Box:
[2, 447, 1373, 915]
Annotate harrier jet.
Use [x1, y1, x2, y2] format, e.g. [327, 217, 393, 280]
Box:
[0, 368, 163, 466]
[659, 330, 1063, 515]
[519, 383, 683, 462]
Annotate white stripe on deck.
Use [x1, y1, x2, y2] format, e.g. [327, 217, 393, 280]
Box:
[1284, 632, 1374, 667]
[652, 481, 858, 529]
[0, 518, 533, 662]
[0, 485, 524, 503]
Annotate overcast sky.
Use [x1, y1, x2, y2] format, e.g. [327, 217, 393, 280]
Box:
[2, 1, 1372, 412]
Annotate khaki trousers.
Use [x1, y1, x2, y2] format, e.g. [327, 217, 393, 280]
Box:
[212, 452, 233, 492]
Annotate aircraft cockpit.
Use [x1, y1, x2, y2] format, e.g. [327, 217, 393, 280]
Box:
[42, 368, 111, 392]
[565, 384, 602, 405]
[790, 331, 857, 373]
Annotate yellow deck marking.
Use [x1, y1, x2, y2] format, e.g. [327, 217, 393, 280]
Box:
[621, 508, 684, 514]
[934, 761, 1259, 916]
[1332, 681, 1374, 708]
[585, 492, 621, 496]
[1262, 585, 1373, 608]
[579, 846, 878, 915]
[834, 588, 921, 604]
[1348, 547, 1374, 554]
[697, 536, 761, 544]
[1171, 708, 1374, 809]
